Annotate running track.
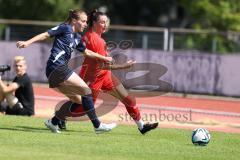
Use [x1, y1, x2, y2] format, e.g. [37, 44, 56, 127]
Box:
[34, 85, 240, 134]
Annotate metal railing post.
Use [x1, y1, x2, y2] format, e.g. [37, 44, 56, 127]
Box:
[169, 31, 174, 52]
[212, 36, 217, 53]
[142, 34, 148, 49]
[163, 29, 168, 51]
[5, 26, 10, 41]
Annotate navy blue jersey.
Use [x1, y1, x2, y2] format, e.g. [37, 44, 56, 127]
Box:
[46, 23, 86, 77]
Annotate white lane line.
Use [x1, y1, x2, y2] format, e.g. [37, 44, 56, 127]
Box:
[35, 95, 240, 117]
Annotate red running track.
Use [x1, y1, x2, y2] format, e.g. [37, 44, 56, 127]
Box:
[34, 86, 240, 133]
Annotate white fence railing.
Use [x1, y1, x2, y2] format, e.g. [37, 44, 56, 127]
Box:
[1, 19, 240, 53]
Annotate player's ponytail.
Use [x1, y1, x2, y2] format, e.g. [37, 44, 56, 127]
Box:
[87, 9, 105, 27]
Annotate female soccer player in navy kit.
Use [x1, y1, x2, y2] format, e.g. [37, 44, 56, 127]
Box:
[16, 9, 116, 134]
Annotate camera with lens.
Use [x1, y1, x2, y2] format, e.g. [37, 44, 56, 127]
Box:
[0, 65, 11, 74]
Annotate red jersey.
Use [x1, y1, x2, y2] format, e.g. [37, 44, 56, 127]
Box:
[80, 29, 108, 82]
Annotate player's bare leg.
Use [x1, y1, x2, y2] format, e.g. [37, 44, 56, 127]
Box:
[45, 72, 116, 133]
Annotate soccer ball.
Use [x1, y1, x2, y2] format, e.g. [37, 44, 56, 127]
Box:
[191, 128, 211, 146]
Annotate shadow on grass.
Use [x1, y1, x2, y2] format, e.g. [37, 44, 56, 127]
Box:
[0, 126, 95, 134]
[0, 125, 148, 136]
[16, 125, 80, 132]
[0, 126, 49, 133]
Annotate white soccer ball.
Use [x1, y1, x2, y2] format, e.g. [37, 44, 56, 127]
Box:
[191, 128, 211, 146]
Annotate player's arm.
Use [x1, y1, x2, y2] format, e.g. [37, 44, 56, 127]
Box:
[77, 35, 113, 62]
[16, 32, 50, 48]
[0, 80, 19, 94]
[101, 60, 136, 70]
[82, 49, 113, 62]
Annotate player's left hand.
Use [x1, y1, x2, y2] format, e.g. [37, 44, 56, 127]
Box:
[123, 60, 136, 69]
[16, 41, 29, 48]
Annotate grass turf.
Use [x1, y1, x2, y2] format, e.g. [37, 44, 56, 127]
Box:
[0, 115, 239, 160]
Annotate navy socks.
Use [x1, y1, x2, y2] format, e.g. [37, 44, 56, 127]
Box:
[52, 94, 101, 128]
[81, 94, 101, 128]
[51, 116, 60, 126]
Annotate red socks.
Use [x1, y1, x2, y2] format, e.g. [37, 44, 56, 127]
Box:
[121, 95, 141, 121]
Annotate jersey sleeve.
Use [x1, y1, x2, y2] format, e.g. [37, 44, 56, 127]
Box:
[76, 38, 86, 53]
[84, 34, 99, 53]
[47, 24, 66, 37]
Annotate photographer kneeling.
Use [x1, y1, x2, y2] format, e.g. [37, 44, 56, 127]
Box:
[0, 56, 34, 116]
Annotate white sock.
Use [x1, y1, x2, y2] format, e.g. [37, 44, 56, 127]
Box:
[135, 119, 144, 130]
[5, 94, 18, 108]
[17, 102, 23, 109]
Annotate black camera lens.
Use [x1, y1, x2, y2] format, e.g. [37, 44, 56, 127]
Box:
[0, 65, 11, 72]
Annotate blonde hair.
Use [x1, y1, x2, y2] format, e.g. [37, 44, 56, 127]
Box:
[14, 56, 26, 64]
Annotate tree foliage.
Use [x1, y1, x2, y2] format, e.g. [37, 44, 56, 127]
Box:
[0, 0, 83, 21]
[0, 0, 240, 32]
[178, 0, 240, 31]
[83, 0, 181, 27]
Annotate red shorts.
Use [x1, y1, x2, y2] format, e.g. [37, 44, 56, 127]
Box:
[80, 70, 120, 101]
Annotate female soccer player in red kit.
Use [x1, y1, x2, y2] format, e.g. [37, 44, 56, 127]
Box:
[78, 10, 158, 134]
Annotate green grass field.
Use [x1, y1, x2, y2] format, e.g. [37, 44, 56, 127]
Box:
[0, 115, 239, 160]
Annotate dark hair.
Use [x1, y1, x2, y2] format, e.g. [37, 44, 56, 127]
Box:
[87, 9, 106, 27]
[65, 9, 86, 24]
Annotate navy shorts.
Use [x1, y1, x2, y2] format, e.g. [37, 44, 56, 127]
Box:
[46, 64, 73, 88]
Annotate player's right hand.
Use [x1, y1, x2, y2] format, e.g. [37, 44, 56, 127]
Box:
[16, 41, 29, 48]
